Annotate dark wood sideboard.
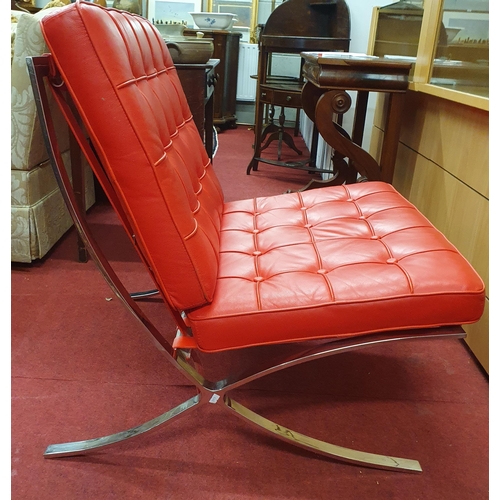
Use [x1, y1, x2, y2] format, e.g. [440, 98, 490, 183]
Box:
[184, 29, 241, 130]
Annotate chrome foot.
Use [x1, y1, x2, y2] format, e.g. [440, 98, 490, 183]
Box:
[224, 397, 422, 473]
[44, 394, 200, 458]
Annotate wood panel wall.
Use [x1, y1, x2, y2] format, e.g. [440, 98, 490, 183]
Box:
[369, 90, 489, 373]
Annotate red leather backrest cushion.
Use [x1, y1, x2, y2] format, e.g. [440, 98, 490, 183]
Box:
[41, 2, 224, 310]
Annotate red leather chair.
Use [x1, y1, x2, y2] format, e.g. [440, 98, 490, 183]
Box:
[27, 1, 485, 472]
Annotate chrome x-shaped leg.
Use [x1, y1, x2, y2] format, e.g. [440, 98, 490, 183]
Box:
[43, 327, 466, 473]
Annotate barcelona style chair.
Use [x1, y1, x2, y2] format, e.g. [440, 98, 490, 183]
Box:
[27, 1, 485, 473]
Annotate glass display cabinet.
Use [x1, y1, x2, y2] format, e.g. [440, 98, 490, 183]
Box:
[428, 0, 488, 97]
[368, 0, 488, 110]
[370, 0, 427, 58]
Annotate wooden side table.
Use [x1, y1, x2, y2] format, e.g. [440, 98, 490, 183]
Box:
[247, 34, 350, 175]
[300, 52, 412, 186]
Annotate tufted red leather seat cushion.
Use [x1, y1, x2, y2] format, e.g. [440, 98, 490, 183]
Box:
[40, 3, 485, 353]
[187, 182, 484, 351]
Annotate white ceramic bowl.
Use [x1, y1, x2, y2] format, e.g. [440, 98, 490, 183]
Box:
[190, 12, 237, 30]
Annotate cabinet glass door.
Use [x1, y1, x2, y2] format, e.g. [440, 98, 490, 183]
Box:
[429, 0, 488, 97]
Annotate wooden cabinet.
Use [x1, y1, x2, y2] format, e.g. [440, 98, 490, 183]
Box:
[367, 1, 489, 372]
[175, 59, 219, 159]
[184, 29, 242, 130]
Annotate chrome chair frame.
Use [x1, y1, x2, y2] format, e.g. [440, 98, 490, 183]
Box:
[28, 54, 466, 474]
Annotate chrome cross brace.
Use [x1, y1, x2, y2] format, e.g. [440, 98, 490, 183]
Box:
[43, 327, 466, 473]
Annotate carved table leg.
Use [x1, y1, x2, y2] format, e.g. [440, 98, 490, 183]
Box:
[315, 90, 381, 182]
[260, 105, 303, 160]
[260, 105, 278, 145]
[351, 91, 369, 147]
[298, 82, 382, 191]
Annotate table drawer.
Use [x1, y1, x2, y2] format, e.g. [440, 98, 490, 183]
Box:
[259, 87, 302, 108]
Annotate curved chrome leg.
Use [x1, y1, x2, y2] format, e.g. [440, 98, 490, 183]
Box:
[130, 289, 159, 299]
[223, 397, 422, 473]
[44, 394, 200, 458]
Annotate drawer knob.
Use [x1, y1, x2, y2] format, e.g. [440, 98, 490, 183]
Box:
[286, 96, 292, 102]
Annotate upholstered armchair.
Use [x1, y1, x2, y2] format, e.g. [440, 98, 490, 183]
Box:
[11, 6, 95, 262]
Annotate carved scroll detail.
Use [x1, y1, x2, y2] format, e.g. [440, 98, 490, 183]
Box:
[329, 90, 351, 114]
[314, 89, 382, 183]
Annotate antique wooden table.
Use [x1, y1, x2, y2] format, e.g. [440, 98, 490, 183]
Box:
[246, 0, 351, 175]
[300, 52, 413, 186]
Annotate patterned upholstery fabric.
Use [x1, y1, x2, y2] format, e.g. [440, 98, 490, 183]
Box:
[11, 7, 95, 262]
[40, 2, 484, 352]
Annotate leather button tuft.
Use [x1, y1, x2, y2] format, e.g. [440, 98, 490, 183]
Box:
[304, 224, 312, 229]
[317, 269, 327, 274]
[254, 276, 264, 282]
[252, 229, 259, 234]
[253, 251, 262, 256]
[387, 258, 397, 264]
[300, 207, 308, 211]
[370, 235, 379, 240]
[359, 215, 366, 220]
